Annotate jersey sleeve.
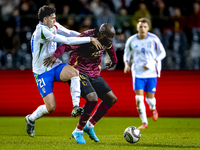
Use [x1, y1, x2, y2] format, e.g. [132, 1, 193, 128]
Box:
[123, 36, 133, 62]
[155, 39, 166, 61]
[106, 45, 118, 64]
[41, 26, 91, 45]
[54, 22, 80, 37]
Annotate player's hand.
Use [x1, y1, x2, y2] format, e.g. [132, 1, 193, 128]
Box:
[124, 65, 130, 73]
[43, 56, 57, 68]
[143, 62, 149, 70]
[143, 65, 149, 70]
[105, 61, 115, 69]
[90, 37, 102, 49]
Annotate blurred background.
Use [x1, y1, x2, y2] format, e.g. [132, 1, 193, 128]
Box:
[0, 0, 200, 70]
[0, 0, 200, 117]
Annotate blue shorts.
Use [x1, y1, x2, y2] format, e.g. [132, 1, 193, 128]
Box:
[133, 77, 157, 93]
[34, 64, 66, 98]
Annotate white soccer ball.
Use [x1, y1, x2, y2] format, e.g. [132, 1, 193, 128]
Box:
[124, 126, 141, 143]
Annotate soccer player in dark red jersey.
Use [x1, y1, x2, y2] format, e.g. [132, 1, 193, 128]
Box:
[43, 23, 117, 144]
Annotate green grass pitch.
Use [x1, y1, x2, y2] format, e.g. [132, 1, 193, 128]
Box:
[0, 117, 200, 150]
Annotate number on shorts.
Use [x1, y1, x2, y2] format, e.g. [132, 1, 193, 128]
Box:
[38, 78, 46, 88]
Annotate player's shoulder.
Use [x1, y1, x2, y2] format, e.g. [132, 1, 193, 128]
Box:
[148, 32, 161, 42]
[79, 29, 96, 37]
[127, 34, 138, 42]
[37, 23, 51, 32]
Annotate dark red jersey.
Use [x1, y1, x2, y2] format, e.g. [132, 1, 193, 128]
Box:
[53, 29, 118, 77]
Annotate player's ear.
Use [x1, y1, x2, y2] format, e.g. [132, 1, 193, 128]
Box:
[43, 16, 47, 23]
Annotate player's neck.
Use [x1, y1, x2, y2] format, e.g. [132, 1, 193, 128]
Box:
[138, 33, 147, 39]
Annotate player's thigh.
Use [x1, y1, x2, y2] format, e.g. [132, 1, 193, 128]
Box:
[135, 90, 144, 95]
[145, 78, 157, 93]
[56, 64, 79, 82]
[43, 93, 56, 112]
[135, 77, 145, 95]
[90, 76, 112, 99]
[79, 74, 97, 101]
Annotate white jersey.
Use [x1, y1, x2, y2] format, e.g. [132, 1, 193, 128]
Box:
[123, 32, 166, 78]
[31, 22, 91, 74]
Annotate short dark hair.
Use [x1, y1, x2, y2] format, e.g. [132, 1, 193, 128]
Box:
[38, 5, 56, 22]
[138, 18, 151, 29]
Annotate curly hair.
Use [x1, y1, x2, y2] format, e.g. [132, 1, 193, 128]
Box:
[38, 5, 56, 22]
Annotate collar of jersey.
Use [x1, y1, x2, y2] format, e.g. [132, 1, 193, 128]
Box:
[137, 32, 149, 40]
[39, 21, 44, 25]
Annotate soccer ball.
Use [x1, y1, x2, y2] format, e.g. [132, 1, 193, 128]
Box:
[124, 126, 141, 143]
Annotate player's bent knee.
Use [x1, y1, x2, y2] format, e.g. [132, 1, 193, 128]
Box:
[47, 104, 56, 113]
[86, 92, 98, 102]
[111, 96, 117, 105]
[71, 68, 79, 77]
[104, 96, 117, 106]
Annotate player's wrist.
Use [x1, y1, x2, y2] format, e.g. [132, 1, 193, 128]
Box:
[52, 53, 59, 59]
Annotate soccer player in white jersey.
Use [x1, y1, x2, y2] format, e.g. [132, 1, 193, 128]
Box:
[25, 5, 102, 137]
[123, 18, 166, 129]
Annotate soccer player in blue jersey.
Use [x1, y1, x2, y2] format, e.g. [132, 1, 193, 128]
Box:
[124, 18, 166, 129]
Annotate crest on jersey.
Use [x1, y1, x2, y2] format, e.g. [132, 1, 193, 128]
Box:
[147, 42, 151, 48]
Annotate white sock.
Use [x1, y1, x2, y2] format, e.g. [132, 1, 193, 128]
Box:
[86, 121, 94, 128]
[74, 127, 83, 132]
[29, 105, 49, 122]
[136, 95, 148, 124]
[146, 97, 156, 110]
[70, 76, 81, 107]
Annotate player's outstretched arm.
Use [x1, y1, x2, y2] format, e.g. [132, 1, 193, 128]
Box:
[42, 26, 102, 48]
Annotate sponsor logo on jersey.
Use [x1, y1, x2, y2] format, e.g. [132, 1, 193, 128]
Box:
[147, 42, 151, 48]
[91, 50, 100, 57]
[79, 75, 85, 79]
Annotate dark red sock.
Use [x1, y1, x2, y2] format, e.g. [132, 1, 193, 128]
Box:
[90, 101, 112, 125]
[78, 101, 97, 128]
